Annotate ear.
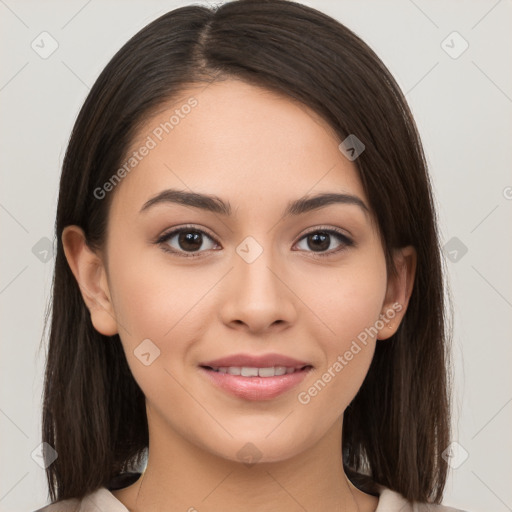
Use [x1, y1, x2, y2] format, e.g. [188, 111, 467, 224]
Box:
[377, 245, 417, 340]
[61, 225, 118, 336]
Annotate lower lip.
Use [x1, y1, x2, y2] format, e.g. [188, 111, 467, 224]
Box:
[199, 367, 312, 401]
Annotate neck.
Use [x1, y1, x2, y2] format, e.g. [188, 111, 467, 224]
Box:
[113, 412, 378, 512]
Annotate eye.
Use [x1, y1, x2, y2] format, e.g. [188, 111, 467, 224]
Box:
[156, 225, 354, 259]
[156, 226, 219, 258]
[294, 227, 354, 258]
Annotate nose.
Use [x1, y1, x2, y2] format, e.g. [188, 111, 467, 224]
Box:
[218, 240, 297, 335]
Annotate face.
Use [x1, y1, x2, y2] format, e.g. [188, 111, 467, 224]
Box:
[63, 78, 415, 465]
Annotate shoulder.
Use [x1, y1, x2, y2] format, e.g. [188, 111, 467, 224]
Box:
[32, 472, 141, 512]
[32, 497, 80, 512]
[376, 485, 469, 512]
[31, 486, 129, 512]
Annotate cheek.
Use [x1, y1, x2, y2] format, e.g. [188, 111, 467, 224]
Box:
[293, 256, 386, 416]
[299, 254, 387, 345]
[107, 253, 204, 414]
[107, 244, 216, 382]
[107, 237, 197, 338]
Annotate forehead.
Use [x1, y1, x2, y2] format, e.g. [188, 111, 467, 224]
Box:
[109, 78, 367, 221]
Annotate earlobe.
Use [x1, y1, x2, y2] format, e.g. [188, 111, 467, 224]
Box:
[61, 226, 118, 336]
[377, 245, 417, 340]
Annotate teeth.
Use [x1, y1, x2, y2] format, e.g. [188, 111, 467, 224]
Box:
[241, 367, 259, 377]
[210, 366, 305, 377]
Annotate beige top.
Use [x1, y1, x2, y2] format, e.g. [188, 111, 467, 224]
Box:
[34, 484, 467, 512]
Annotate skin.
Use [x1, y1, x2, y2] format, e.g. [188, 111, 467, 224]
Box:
[62, 78, 416, 512]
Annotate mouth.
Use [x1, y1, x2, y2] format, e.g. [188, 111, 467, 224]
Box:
[202, 364, 312, 376]
[198, 364, 314, 401]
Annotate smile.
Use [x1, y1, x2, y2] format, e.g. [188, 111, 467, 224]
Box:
[206, 365, 308, 377]
[199, 364, 313, 400]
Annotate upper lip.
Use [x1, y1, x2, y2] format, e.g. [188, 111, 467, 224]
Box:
[200, 353, 312, 368]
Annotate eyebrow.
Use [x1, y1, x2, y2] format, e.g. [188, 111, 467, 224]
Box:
[139, 188, 369, 218]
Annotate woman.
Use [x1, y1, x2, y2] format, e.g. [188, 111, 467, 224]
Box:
[35, 1, 465, 510]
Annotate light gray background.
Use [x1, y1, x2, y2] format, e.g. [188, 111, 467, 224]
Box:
[1, 1, 511, 510]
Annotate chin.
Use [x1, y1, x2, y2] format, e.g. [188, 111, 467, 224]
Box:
[199, 432, 313, 466]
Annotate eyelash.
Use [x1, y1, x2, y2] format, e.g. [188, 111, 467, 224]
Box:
[155, 224, 355, 260]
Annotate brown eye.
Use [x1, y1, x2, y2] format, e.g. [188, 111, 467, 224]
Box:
[157, 227, 219, 258]
[294, 228, 354, 257]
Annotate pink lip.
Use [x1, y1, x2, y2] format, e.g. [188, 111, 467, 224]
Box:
[199, 366, 312, 401]
[200, 352, 311, 368]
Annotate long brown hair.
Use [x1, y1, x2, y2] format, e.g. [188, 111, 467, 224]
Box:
[41, 0, 452, 504]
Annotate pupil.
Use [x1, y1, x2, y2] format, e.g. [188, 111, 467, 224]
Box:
[179, 232, 202, 251]
[309, 232, 329, 252]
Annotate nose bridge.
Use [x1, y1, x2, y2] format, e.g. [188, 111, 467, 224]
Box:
[220, 233, 295, 331]
[234, 234, 281, 301]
